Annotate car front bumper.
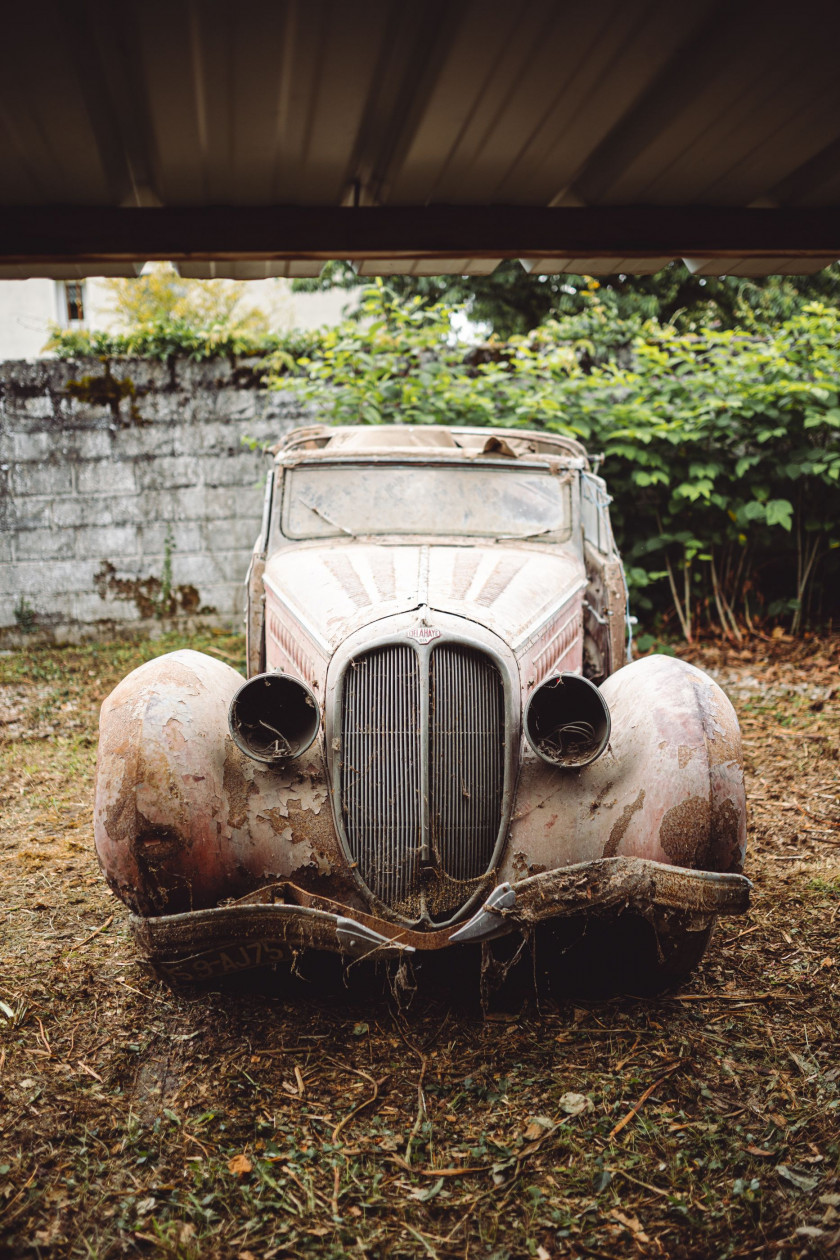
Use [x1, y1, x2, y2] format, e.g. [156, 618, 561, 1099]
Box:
[130, 856, 751, 983]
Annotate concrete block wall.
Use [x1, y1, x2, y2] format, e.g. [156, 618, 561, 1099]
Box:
[0, 358, 309, 646]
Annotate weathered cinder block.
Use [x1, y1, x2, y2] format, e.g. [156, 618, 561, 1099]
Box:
[11, 430, 55, 462]
[69, 430, 119, 461]
[172, 421, 247, 457]
[15, 394, 57, 422]
[199, 453, 265, 488]
[138, 520, 205, 557]
[199, 486, 250, 519]
[0, 558, 99, 598]
[169, 551, 240, 588]
[202, 517, 261, 553]
[0, 356, 307, 645]
[76, 461, 137, 496]
[198, 580, 248, 619]
[5, 496, 53, 530]
[12, 462, 74, 496]
[75, 524, 140, 561]
[116, 427, 176, 459]
[13, 527, 69, 561]
[135, 455, 198, 491]
[51, 493, 143, 529]
[71, 590, 137, 623]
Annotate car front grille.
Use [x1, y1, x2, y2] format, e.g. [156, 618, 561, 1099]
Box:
[340, 641, 505, 920]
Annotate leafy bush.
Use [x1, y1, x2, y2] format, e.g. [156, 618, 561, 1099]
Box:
[268, 281, 840, 638]
[45, 321, 324, 363]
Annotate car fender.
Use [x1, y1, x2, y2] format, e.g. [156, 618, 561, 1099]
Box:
[94, 650, 343, 916]
[502, 654, 746, 881]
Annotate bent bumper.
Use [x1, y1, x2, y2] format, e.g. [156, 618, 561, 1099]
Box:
[131, 857, 751, 983]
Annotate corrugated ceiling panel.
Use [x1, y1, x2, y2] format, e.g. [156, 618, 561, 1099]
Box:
[522, 257, 674, 276]
[486, 1, 719, 207]
[0, 263, 145, 280]
[684, 257, 839, 277]
[354, 258, 501, 277]
[176, 260, 325, 280]
[1, 0, 839, 273]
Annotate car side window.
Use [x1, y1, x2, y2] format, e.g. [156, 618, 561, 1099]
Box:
[580, 472, 614, 554]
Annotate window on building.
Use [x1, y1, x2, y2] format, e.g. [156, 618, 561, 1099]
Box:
[64, 281, 85, 322]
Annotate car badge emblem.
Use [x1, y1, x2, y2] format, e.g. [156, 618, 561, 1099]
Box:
[407, 625, 441, 644]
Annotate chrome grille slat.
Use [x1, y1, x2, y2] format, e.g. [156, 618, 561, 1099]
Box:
[430, 646, 504, 882]
[341, 640, 504, 918]
[342, 646, 421, 907]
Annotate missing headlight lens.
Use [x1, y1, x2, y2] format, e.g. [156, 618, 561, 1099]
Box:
[525, 672, 610, 768]
[228, 672, 320, 763]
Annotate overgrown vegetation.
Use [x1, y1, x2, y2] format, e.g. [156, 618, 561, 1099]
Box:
[266, 282, 840, 639]
[46, 322, 321, 363]
[44, 262, 840, 638]
[293, 258, 840, 339]
[1, 632, 838, 1257]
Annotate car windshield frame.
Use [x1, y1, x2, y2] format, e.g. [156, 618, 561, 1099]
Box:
[279, 458, 574, 543]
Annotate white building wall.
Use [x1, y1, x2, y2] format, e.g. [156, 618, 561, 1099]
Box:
[0, 276, 357, 360]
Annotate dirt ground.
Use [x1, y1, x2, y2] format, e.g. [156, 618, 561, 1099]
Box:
[1, 630, 838, 1260]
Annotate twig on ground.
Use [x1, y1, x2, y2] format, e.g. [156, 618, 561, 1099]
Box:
[610, 1062, 684, 1140]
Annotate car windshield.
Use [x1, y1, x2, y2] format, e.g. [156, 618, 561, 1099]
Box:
[282, 461, 572, 540]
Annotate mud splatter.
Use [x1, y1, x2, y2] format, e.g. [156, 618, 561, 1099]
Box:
[604, 788, 645, 857]
[660, 795, 711, 868]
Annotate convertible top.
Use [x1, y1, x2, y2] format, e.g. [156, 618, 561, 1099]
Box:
[277, 424, 590, 465]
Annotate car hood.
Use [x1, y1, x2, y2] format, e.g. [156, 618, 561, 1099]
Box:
[263, 541, 586, 654]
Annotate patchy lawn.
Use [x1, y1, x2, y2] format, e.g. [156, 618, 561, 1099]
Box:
[1, 631, 838, 1259]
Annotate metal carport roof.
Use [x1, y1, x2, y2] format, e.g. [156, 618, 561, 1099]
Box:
[2, 0, 839, 279]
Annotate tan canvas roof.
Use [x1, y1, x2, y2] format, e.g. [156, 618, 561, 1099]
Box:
[278, 425, 589, 464]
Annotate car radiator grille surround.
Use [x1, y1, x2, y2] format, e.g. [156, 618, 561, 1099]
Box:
[340, 642, 505, 921]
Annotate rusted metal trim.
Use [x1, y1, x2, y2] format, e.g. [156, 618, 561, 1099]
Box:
[451, 858, 751, 944]
[130, 902, 415, 970]
[129, 858, 751, 975]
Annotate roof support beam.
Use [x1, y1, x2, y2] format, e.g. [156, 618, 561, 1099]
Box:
[1, 205, 839, 266]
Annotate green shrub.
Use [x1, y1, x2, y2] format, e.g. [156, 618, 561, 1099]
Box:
[45, 320, 324, 364]
[266, 280, 840, 638]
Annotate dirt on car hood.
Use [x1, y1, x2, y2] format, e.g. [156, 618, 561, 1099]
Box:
[263, 541, 586, 652]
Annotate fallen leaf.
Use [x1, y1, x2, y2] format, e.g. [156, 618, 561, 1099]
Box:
[558, 1092, 593, 1115]
[228, 1154, 253, 1176]
[776, 1164, 819, 1193]
[523, 1116, 554, 1140]
[609, 1209, 650, 1243]
[410, 1176, 445, 1202]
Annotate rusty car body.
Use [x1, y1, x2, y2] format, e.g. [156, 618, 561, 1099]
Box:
[95, 425, 750, 990]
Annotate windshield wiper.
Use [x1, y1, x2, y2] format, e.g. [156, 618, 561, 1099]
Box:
[299, 496, 356, 537]
[495, 525, 557, 541]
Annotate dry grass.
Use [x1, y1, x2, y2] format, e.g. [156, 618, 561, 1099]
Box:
[1, 631, 838, 1259]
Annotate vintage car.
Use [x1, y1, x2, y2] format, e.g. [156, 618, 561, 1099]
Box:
[94, 424, 750, 991]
